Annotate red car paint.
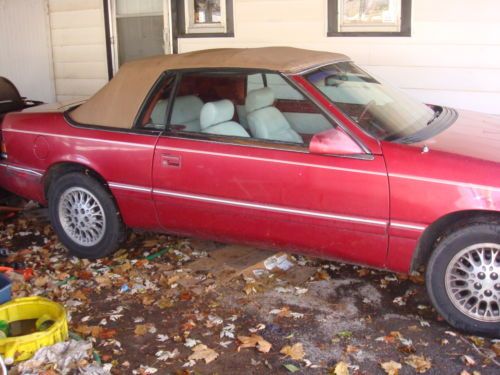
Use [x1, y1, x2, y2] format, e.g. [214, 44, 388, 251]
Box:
[1, 76, 499, 273]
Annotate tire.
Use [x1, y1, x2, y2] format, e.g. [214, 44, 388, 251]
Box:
[48, 172, 125, 259]
[426, 222, 500, 337]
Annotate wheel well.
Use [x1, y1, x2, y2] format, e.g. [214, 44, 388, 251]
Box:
[411, 210, 500, 272]
[43, 162, 109, 201]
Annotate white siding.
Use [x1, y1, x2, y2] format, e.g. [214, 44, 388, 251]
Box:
[179, 0, 500, 114]
[48, 0, 108, 101]
[0, 0, 55, 103]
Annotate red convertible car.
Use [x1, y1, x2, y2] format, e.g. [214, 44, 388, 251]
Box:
[0, 48, 498, 336]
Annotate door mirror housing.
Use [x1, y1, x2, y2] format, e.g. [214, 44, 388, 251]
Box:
[309, 128, 364, 156]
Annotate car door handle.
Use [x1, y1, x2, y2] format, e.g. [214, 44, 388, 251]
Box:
[161, 154, 181, 168]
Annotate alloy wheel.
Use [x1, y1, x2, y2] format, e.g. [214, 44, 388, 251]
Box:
[57, 187, 106, 247]
[445, 243, 500, 322]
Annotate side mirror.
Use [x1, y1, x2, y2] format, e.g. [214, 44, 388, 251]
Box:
[309, 128, 364, 156]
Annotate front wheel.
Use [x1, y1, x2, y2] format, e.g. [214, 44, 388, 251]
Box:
[48, 172, 125, 259]
[426, 222, 500, 337]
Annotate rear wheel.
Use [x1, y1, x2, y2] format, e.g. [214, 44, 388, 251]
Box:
[48, 172, 124, 259]
[426, 222, 500, 337]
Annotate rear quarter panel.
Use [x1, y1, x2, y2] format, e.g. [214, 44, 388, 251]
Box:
[0, 112, 160, 230]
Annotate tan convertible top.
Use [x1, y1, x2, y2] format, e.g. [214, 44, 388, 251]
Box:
[70, 47, 348, 128]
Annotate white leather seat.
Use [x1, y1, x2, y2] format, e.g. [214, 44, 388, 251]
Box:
[150, 99, 168, 125]
[171, 95, 204, 131]
[245, 88, 303, 144]
[149, 95, 204, 131]
[200, 99, 250, 137]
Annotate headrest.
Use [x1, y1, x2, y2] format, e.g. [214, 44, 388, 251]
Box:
[171, 95, 203, 124]
[245, 87, 275, 113]
[200, 99, 235, 129]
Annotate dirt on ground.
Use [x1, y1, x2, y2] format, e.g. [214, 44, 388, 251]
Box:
[0, 197, 499, 374]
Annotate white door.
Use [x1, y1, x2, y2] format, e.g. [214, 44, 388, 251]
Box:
[110, 0, 172, 72]
[0, 0, 55, 103]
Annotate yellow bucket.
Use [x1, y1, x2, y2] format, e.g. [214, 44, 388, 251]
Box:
[0, 296, 68, 364]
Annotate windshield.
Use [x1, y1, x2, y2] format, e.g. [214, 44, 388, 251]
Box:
[305, 62, 438, 141]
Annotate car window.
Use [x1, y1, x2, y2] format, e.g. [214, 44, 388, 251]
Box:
[247, 73, 264, 93]
[166, 70, 334, 150]
[139, 75, 176, 129]
[264, 74, 304, 100]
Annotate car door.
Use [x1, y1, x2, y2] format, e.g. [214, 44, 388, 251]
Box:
[152, 70, 389, 268]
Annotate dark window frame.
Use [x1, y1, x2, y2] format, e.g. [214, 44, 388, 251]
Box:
[173, 0, 234, 39]
[327, 0, 412, 37]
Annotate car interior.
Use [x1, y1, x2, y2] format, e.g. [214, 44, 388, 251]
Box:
[143, 71, 334, 146]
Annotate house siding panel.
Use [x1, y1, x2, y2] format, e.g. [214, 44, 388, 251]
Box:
[48, 0, 108, 101]
[0, 0, 55, 103]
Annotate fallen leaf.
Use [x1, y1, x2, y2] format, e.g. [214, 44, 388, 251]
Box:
[134, 323, 155, 336]
[357, 268, 370, 277]
[492, 342, 500, 356]
[157, 334, 169, 342]
[181, 320, 196, 331]
[238, 334, 272, 353]
[71, 290, 88, 301]
[142, 295, 155, 306]
[469, 336, 484, 347]
[138, 365, 157, 374]
[283, 363, 301, 372]
[380, 360, 402, 375]
[188, 344, 219, 364]
[404, 355, 431, 373]
[156, 297, 174, 309]
[98, 328, 117, 339]
[461, 355, 476, 366]
[34, 276, 49, 287]
[143, 239, 159, 247]
[156, 348, 179, 361]
[269, 306, 304, 319]
[346, 345, 359, 354]
[243, 282, 258, 295]
[315, 270, 330, 280]
[409, 272, 425, 284]
[280, 343, 305, 361]
[333, 361, 349, 375]
[114, 262, 132, 274]
[95, 275, 112, 287]
[179, 291, 192, 301]
[184, 338, 200, 348]
[77, 270, 93, 280]
[336, 331, 353, 339]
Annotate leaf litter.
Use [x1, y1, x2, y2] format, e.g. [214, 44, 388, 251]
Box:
[0, 201, 498, 374]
